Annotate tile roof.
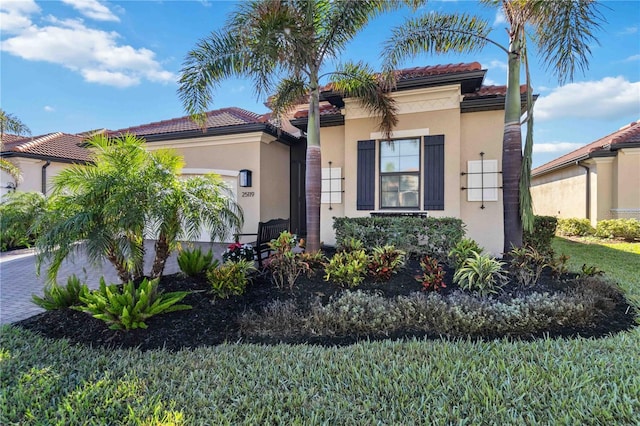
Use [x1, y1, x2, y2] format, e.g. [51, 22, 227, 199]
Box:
[293, 104, 342, 119]
[109, 107, 267, 137]
[2, 132, 90, 162]
[1, 134, 26, 145]
[532, 121, 640, 176]
[464, 84, 528, 98]
[394, 62, 482, 81]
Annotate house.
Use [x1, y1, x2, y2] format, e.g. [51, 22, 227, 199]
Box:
[531, 121, 640, 225]
[2, 62, 516, 255]
[0, 132, 91, 197]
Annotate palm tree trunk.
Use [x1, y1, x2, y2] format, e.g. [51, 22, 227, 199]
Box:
[305, 77, 322, 253]
[150, 233, 170, 278]
[106, 246, 132, 283]
[502, 38, 524, 253]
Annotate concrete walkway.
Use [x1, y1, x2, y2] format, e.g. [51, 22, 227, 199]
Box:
[0, 241, 227, 325]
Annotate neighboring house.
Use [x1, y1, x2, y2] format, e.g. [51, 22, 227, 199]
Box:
[531, 121, 640, 225]
[2, 62, 517, 254]
[0, 132, 90, 197]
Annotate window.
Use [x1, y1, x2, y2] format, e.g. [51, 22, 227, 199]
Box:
[379, 138, 420, 208]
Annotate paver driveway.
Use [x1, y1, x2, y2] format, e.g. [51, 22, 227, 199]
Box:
[0, 242, 226, 325]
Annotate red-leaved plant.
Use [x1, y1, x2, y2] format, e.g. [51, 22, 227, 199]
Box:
[367, 245, 406, 282]
[416, 255, 446, 292]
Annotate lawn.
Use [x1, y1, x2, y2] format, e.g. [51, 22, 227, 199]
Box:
[1, 238, 639, 424]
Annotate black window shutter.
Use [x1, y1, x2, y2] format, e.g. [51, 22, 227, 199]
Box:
[357, 140, 375, 210]
[424, 135, 445, 210]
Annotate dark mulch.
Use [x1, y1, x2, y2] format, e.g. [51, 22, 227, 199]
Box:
[15, 256, 637, 352]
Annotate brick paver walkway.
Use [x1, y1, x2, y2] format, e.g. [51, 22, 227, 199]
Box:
[0, 241, 227, 325]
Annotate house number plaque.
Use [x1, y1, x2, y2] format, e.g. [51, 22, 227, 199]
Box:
[241, 192, 255, 197]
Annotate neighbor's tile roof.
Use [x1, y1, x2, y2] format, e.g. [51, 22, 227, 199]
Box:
[2, 132, 90, 162]
[293, 104, 342, 119]
[532, 120, 640, 176]
[464, 84, 528, 98]
[109, 107, 268, 137]
[1, 134, 26, 145]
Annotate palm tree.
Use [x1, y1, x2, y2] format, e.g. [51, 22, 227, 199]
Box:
[37, 133, 243, 283]
[382, 0, 603, 252]
[178, 0, 404, 252]
[0, 109, 31, 184]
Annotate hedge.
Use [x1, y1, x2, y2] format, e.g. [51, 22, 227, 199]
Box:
[523, 215, 557, 255]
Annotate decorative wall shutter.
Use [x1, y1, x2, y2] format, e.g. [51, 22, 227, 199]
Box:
[423, 135, 445, 210]
[357, 140, 375, 210]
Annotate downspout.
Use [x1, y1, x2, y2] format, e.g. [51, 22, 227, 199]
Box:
[41, 160, 51, 195]
[577, 162, 590, 220]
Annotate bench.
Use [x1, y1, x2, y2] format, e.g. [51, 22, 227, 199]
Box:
[234, 218, 290, 268]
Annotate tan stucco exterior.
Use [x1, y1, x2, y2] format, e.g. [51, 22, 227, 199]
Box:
[531, 147, 640, 225]
[317, 85, 505, 255]
[0, 158, 69, 197]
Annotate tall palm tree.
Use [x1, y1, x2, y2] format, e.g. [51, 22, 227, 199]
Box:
[0, 109, 31, 184]
[37, 133, 243, 283]
[382, 0, 603, 252]
[178, 0, 404, 252]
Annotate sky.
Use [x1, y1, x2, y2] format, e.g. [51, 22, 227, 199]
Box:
[1, 0, 639, 168]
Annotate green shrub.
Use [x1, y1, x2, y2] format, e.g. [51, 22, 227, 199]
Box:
[333, 216, 465, 261]
[0, 191, 47, 251]
[74, 278, 191, 330]
[557, 218, 595, 237]
[324, 249, 369, 288]
[297, 250, 327, 270]
[32, 274, 87, 310]
[508, 245, 549, 287]
[523, 215, 557, 255]
[368, 245, 406, 281]
[548, 253, 570, 279]
[594, 219, 640, 241]
[580, 263, 605, 277]
[177, 247, 216, 277]
[267, 231, 312, 289]
[453, 252, 507, 297]
[207, 259, 255, 298]
[448, 238, 483, 269]
[338, 237, 365, 253]
[416, 255, 446, 292]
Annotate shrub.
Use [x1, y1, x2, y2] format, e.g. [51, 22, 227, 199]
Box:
[333, 216, 465, 261]
[416, 255, 446, 292]
[338, 237, 365, 253]
[207, 260, 255, 298]
[523, 215, 557, 255]
[453, 252, 507, 297]
[0, 191, 47, 251]
[222, 242, 255, 263]
[324, 249, 369, 288]
[580, 264, 604, 278]
[594, 219, 640, 241]
[32, 275, 87, 310]
[267, 231, 311, 289]
[74, 278, 191, 330]
[448, 238, 483, 269]
[177, 247, 216, 277]
[549, 253, 570, 279]
[507, 245, 549, 287]
[297, 250, 327, 270]
[368, 245, 406, 281]
[557, 218, 595, 237]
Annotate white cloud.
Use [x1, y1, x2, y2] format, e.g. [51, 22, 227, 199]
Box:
[618, 26, 637, 36]
[485, 59, 507, 72]
[0, 0, 40, 34]
[535, 77, 640, 121]
[231, 85, 246, 93]
[493, 10, 506, 26]
[625, 54, 640, 62]
[44, 105, 55, 112]
[533, 142, 583, 154]
[483, 77, 497, 86]
[60, 0, 119, 22]
[1, 13, 176, 88]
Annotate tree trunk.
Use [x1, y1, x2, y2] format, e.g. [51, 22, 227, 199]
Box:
[502, 38, 524, 253]
[106, 245, 132, 283]
[305, 78, 322, 252]
[150, 233, 170, 278]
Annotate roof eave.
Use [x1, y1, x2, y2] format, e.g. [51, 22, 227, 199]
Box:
[290, 114, 344, 131]
[0, 151, 91, 165]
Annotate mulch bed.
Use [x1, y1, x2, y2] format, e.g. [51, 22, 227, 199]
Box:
[15, 256, 637, 352]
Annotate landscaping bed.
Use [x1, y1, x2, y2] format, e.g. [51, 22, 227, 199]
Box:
[15, 255, 637, 351]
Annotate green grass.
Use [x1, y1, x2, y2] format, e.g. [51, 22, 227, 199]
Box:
[1, 237, 639, 424]
[552, 237, 640, 296]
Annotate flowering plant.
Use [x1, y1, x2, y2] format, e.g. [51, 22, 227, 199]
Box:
[222, 242, 254, 263]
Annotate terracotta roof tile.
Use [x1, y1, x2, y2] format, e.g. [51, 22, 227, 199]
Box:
[1, 134, 26, 145]
[464, 84, 527, 98]
[2, 132, 90, 162]
[293, 104, 341, 119]
[532, 121, 640, 176]
[109, 107, 264, 137]
[394, 62, 482, 81]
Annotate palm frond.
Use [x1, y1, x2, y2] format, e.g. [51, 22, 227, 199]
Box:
[0, 109, 31, 138]
[382, 12, 494, 76]
[270, 77, 309, 121]
[330, 62, 398, 139]
[530, 0, 604, 84]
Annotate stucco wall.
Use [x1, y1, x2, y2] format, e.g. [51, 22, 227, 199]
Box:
[259, 138, 291, 222]
[0, 158, 71, 197]
[319, 126, 346, 245]
[459, 110, 504, 255]
[531, 166, 587, 219]
[614, 148, 640, 219]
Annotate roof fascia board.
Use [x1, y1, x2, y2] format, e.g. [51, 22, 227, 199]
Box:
[0, 152, 91, 165]
[290, 114, 344, 131]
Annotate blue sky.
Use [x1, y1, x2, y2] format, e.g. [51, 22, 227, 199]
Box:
[1, 0, 638, 167]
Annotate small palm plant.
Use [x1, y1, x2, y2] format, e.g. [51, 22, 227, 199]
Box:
[453, 252, 507, 297]
[177, 247, 216, 277]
